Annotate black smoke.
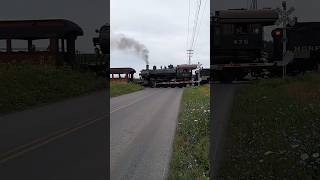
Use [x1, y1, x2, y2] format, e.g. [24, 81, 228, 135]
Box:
[111, 33, 149, 65]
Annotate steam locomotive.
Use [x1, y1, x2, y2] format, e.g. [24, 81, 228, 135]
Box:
[140, 64, 198, 88]
[212, 8, 320, 82]
[91, 23, 109, 76]
[194, 68, 210, 84]
[93, 23, 109, 55]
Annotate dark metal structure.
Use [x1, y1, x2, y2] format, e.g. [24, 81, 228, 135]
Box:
[213, 9, 279, 82]
[213, 9, 278, 65]
[0, 19, 83, 65]
[140, 64, 198, 88]
[93, 23, 109, 55]
[195, 68, 210, 84]
[92, 23, 109, 77]
[272, 22, 320, 73]
[213, 8, 320, 83]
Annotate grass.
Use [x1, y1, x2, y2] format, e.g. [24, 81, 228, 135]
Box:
[0, 64, 106, 114]
[220, 72, 320, 179]
[168, 85, 210, 180]
[110, 80, 143, 97]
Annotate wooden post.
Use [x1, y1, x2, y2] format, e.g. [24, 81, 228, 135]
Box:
[6, 39, 12, 52]
[61, 39, 65, 53]
[28, 39, 33, 52]
[67, 37, 76, 65]
[49, 38, 59, 53]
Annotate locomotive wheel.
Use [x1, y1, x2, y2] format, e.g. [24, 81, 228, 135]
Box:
[151, 82, 156, 88]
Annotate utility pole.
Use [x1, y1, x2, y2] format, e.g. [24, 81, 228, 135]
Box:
[282, 1, 287, 78]
[187, 49, 193, 64]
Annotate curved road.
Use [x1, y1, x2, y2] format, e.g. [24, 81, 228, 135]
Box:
[0, 91, 109, 180]
[110, 88, 183, 180]
[0, 88, 183, 180]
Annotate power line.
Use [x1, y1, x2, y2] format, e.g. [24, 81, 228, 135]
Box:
[193, 0, 208, 51]
[186, 0, 207, 64]
[186, 0, 191, 51]
[190, 0, 202, 50]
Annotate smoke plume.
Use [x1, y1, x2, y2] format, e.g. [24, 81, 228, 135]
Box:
[111, 33, 149, 65]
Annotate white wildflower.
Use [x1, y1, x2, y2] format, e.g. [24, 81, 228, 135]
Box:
[291, 144, 299, 148]
[301, 153, 309, 161]
[312, 153, 319, 158]
[264, 151, 274, 155]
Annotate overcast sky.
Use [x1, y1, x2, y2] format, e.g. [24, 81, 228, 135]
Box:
[0, 0, 108, 53]
[111, 0, 210, 74]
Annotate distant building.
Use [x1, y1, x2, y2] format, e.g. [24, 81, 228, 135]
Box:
[110, 68, 136, 82]
[0, 19, 83, 66]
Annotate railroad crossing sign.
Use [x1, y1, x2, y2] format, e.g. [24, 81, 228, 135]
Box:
[275, 6, 296, 27]
[275, 1, 296, 78]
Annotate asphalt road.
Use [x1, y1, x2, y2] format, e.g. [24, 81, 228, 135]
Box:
[110, 88, 183, 180]
[211, 83, 242, 178]
[0, 91, 109, 180]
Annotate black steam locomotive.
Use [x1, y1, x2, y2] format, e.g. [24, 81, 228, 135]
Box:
[89, 23, 109, 76]
[194, 68, 210, 84]
[212, 8, 320, 82]
[140, 64, 198, 88]
[93, 23, 109, 55]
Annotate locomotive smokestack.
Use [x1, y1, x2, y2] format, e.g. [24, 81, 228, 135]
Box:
[146, 64, 149, 70]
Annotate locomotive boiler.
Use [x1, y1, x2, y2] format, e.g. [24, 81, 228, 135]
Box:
[140, 64, 198, 88]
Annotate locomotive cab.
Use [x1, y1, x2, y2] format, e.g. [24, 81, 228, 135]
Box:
[213, 9, 278, 64]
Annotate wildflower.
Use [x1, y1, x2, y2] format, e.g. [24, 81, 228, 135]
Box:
[300, 153, 309, 161]
[312, 153, 319, 158]
[264, 151, 273, 155]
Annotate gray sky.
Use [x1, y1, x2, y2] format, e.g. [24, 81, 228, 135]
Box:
[111, 0, 210, 74]
[0, 0, 108, 53]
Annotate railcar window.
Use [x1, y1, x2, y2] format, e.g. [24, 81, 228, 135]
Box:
[234, 24, 248, 34]
[249, 24, 261, 34]
[222, 24, 233, 35]
[214, 26, 221, 46]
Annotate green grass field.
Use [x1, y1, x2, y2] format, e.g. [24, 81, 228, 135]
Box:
[168, 85, 210, 180]
[220, 73, 320, 179]
[0, 64, 106, 114]
[110, 81, 143, 97]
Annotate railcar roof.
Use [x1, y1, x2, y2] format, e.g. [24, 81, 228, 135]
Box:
[110, 68, 136, 74]
[0, 19, 83, 40]
[216, 9, 278, 25]
[177, 64, 198, 70]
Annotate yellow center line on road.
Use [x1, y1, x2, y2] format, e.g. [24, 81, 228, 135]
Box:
[110, 90, 161, 114]
[0, 90, 161, 164]
[0, 112, 108, 164]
